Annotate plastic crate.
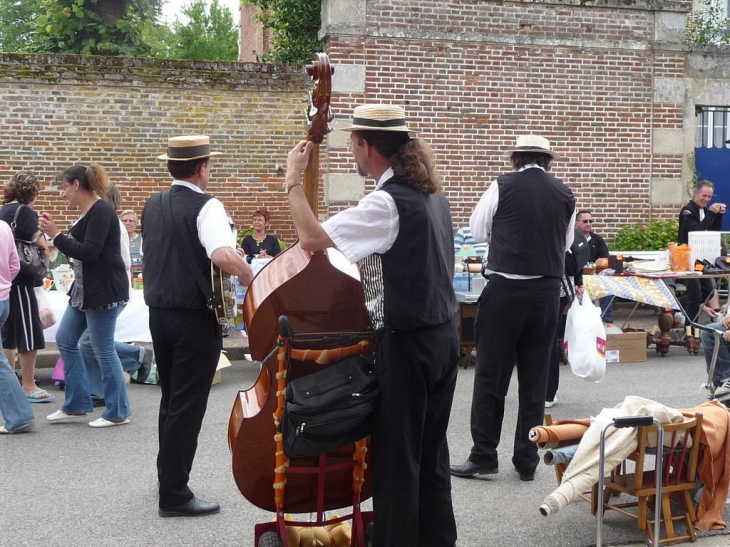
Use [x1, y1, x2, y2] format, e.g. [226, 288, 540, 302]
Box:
[689, 231, 721, 266]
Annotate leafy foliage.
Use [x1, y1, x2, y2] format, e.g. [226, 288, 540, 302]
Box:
[686, 0, 730, 45]
[248, 0, 321, 63]
[611, 219, 679, 251]
[0, 0, 43, 52]
[165, 0, 239, 61]
[33, 0, 157, 56]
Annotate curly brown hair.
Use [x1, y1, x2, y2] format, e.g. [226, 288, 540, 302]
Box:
[3, 172, 41, 205]
[354, 131, 442, 194]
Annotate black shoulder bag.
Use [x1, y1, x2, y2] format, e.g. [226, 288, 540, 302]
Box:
[11, 204, 48, 279]
[160, 191, 225, 322]
[280, 354, 379, 458]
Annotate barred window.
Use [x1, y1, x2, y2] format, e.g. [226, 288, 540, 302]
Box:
[696, 106, 730, 148]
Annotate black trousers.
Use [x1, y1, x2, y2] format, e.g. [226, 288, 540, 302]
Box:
[149, 307, 222, 508]
[371, 321, 459, 547]
[546, 295, 570, 402]
[469, 275, 560, 475]
[685, 277, 715, 323]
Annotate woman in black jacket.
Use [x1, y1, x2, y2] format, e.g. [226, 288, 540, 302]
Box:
[0, 172, 52, 403]
[40, 164, 131, 428]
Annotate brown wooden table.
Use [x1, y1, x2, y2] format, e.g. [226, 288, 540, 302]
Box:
[584, 272, 730, 355]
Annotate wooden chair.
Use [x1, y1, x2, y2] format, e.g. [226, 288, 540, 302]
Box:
[598, 413, 704, 546]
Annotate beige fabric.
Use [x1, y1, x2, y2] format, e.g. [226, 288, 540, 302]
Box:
[539, 396, 685, 516]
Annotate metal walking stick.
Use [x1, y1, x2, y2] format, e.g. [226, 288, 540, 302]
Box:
[596, 415, 664, 547]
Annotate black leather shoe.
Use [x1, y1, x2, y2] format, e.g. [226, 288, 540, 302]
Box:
[450, 460, 498, 478]
[519, 472, 535, 482]
[158, 497, 220, 517]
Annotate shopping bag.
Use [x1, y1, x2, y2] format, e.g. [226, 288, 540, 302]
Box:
[563, 296, 606, 382]
[52, 356, 65, 388]
[34, 287, 56, 329]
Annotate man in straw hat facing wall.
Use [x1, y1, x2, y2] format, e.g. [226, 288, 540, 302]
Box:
[142, 135, 253, 517]
[450, 134, 576, 483]
[286, 104, 460, 547]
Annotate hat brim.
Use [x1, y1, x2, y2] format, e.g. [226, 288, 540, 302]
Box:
[157, 151, 222, 161]
[503, 148, 562, 160]
[343, 123, 414, 133]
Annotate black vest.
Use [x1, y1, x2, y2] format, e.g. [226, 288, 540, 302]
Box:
[360, 178, 457, 331]
[142, 185, 213, 310]
[486, 169, 574, 278]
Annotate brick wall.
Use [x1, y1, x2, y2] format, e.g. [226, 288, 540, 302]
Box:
[322, 0, 694, 244]
[0, 53, 309, 245]
[0, 0, 722, 251]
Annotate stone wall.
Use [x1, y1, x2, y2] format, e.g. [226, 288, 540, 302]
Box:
[0, 53, 309, 244]
[321, 0, 697, 241]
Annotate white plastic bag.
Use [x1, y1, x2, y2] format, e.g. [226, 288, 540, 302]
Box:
[34, 286, 56, 330]
[563, 296, 606, 382]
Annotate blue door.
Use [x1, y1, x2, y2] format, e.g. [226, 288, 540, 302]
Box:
[695, 147, 730, 231]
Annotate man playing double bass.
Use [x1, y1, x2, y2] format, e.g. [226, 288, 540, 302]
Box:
[142, 135, 253, 517]
[286, 105, 460, 547]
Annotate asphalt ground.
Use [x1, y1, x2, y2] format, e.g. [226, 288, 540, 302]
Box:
[2, 303, 730, 547]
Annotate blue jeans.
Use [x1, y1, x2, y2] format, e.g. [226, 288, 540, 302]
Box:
[56, 304, 131, 421]
[0, 299, 35, 431]
[79, 330, 144, 397]
[701, 322, 730, 387]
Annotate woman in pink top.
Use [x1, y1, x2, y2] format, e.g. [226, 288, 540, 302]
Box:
[0, 220, 36, 433]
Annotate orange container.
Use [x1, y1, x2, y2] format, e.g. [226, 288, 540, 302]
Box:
[669, 244, 691, 272]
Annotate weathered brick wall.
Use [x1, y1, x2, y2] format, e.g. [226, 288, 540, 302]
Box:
[0, 53, 310, 245]
[321, 0, 694, 244]
[0, 0, 722, 251]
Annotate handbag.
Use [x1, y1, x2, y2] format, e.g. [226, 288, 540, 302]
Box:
[34, 287, 56, 329]
[563, 295, 607, 382]
[280, 355, 378, 458]
[11, 204, 48, 279]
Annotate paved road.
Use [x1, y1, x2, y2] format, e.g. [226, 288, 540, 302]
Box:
[2, 306, 730, 547]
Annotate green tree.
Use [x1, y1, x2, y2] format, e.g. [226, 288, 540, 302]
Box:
[686, 0, 730, 45]
[165, 0, 239, 61]
[33, 0, 162, 56]
[0, 0, 43, 52]
[248, 0, 321, 63]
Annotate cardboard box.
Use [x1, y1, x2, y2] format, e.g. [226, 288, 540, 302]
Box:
[606, 331, 647, 363]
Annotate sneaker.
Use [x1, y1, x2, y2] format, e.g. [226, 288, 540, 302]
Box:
[131, 347, 153, 384]
[89, 417, 130, 428]
[714, 379, 730, 400]
[47, 410, 88, 423]
[0, 422, 36, 434]
[545, 397, 558, 408]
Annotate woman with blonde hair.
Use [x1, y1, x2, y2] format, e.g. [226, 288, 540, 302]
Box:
[40, 164, 131, 427]
[0, 171, 52, 403]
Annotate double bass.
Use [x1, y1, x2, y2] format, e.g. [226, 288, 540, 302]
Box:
[228, 53, 373, 513]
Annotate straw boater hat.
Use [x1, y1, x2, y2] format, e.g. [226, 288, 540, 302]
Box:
[157, 135, 222, 161]
[345, 104, 414, 133]
[507, 134, 561, 160]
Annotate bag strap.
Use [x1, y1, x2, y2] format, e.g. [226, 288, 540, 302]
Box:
[11, 204, 42, 243]
[160, 190, 223, 315]
[10, 203, 24, 236]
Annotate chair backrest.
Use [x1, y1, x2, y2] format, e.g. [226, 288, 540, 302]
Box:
[632, 412, 703, 490]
